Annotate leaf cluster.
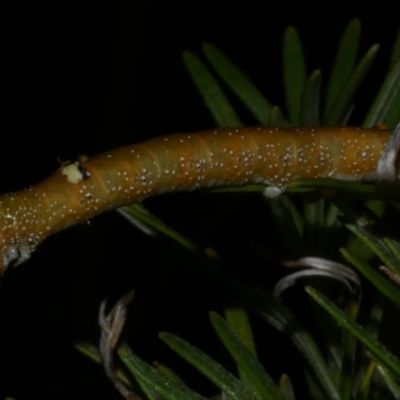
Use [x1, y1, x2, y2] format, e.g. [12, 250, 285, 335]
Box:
[77, 20, 400, 400]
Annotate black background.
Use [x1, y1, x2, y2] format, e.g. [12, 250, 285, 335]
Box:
[0, 1, 399, 399]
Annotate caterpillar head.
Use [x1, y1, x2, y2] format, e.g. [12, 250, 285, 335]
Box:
[0, 212, 41, 275]
[0, 239, 33, 275]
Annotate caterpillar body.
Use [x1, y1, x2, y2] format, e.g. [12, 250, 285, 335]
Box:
[0, 125, 398, 274]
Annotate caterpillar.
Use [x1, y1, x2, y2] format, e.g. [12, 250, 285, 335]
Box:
[0, 125, 398, 274]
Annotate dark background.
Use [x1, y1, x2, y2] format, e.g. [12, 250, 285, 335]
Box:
[0, 1, 399, 399]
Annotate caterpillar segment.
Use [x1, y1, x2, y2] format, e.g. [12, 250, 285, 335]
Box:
[0, 125, 397, 274]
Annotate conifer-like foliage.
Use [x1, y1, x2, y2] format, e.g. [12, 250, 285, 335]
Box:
[74, 19, 399, 400]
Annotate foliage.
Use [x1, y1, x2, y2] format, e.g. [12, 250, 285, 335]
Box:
[76, 19, 400, 400]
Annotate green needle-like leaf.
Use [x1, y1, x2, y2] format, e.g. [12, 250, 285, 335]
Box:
[389, 28, 400, 71]
[160, 333, 258, 400]
[324, 44, 379, 125]
[74, 342, 133, 388]
[183, 51, 243, 127]
[383, 237, 400, 260]
[363, 58, 400, 128]
[224, 306, 259, 393]
[301, 69, 321, 125]
[210, 312, 285, 400]
[118, 343, 207, 400]
[283, 26, 307, 125]
[119, 203, 199, 253]
[279, 375, 296, 400]
[383, 92, 400, 131]
[345, 224, 400, 274]
[224, 307, 257, 356]
[358, 360, 376, 399]
[340, 248, 400, 309]
[306, 287, 400, 379]
[376, 364, 400, 398]
[267, 196, 304, 256]
[325, 19, 361, 117]
[385, 28, 400, 130]
[303, 198, 326, 254]
[154, 362, 187, 386]
[269, 106, 285, 127]
[203, 43, 273, 125]
[339, 302, 359, 400]
[286, 179, 400, 202]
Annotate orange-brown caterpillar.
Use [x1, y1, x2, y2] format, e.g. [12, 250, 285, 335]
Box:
[0, 125, 398, 274]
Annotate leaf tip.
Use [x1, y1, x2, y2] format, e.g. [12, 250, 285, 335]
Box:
[182, 51, 194, 61]
[304, 285, 316, 296]
[285, 26, 297, 35]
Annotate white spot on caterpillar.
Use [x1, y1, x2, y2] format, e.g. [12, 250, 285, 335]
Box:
[61, 163, 84, 184]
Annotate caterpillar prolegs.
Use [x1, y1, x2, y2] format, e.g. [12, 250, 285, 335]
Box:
[0, 125, 398, 274]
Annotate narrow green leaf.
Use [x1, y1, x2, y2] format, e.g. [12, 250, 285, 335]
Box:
[311, 302, 342, 374]
[269, 106, 285, 127]
[288, 183, 390, 201]
[389, 28, 400, 71]
[383, 91, 400, 131]
[74, 341, 102, 364]
[267, 196, 304, 256]
[304, 369, 328, 400]
[210, 312, 285, 400]
[376, 364, 400, 399]
[119, 203, 199, 253]
[324, 44, 379, 125]
[383, 237, 400, 260]
[183, 51, 243, 127]
[74, 342, 133, 388]
[365, 296, 384, 340]
[322, 203, 341, 258]
[160, 333, 257, 400]
[279, 375, 296, 400]
[358, 360, 376, 399]
[283, 27, 307, 125]
[363, 58, 400, 128]
[345, 224, 400, 273]
[118, 343, 207, 400]
[306, 287, 400, 379]
[224, 306, 258, 392]
[325, 19, 361, 117]
[154, 362, 187, 386]
[286, 197, 305, 237]
[303, 199, 326, 254]
[339, 302, 359, 400]
[340, 248, 400, 308]
[134, 377, 160, 400]
[287, 178, 377, 195]
[224, 306, 256, 356]
[301, 69, 321, 125]
[203, 43, 273, 125]
[324, 202, 340, 228]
